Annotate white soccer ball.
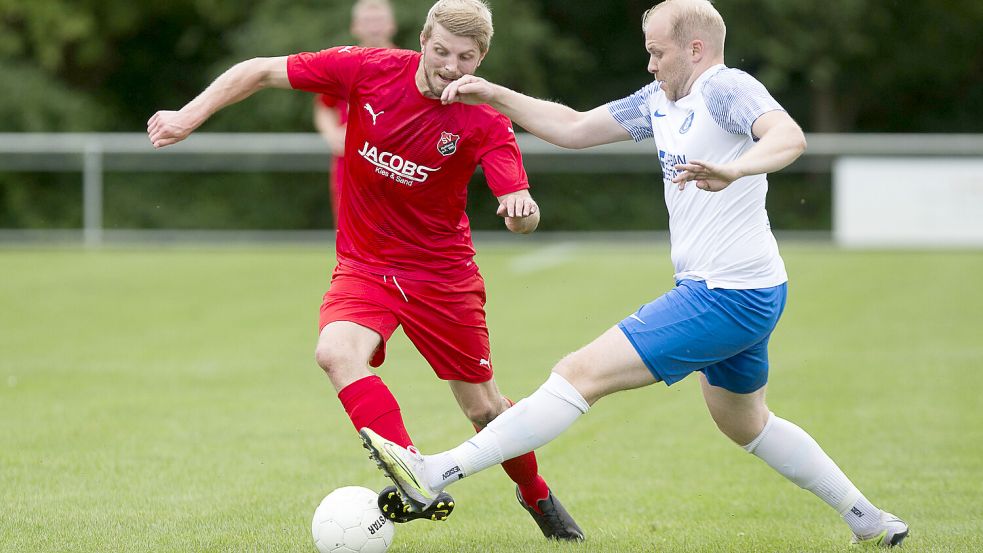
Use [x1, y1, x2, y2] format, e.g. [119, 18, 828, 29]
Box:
[311, 486, 395, 553]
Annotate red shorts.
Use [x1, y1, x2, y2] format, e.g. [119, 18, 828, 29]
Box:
[319, 264, 493, 383]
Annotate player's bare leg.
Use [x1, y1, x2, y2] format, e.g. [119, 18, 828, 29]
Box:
[699, 375, 909, 547]
[552, 326, 658, 405]
[317, 322, 456, 522]
[426, 326, 654, 479]
[315, 321, 382, 392]
[449, 379, 584, 541]
[362, 327, 653, 536]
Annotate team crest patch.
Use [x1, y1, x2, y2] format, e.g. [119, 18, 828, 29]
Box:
[679, 111, 695, 134]
[437, 131, 460, 156]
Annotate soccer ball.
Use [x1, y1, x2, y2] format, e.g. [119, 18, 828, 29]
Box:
[311, 486, 395, 553]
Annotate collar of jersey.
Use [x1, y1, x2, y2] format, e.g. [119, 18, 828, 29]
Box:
[672, 63, 727, 106]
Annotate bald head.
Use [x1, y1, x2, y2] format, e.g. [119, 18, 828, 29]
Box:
[643, 0, 726, 57]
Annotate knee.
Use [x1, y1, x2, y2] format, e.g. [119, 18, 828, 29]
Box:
[710, 406, 770, 446]
[553, 353, 585, 384]
[712, 418, 750, 446]
[462, 398, 507, 428]
[552, 353, 597, 403]
[314, 343, 361, 379]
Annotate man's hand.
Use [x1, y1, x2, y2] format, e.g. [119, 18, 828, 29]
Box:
[496, 191, 539, 234]
[497, 193, 538, 218]
[672, 159, 743, 192]
[441, 75, 499, 106]
[147, 110, 199, 149]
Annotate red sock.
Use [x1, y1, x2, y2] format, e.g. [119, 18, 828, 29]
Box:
[338, 375, 413, 448]
[503, 453, 550, 514]
[478, 398, 551, 514]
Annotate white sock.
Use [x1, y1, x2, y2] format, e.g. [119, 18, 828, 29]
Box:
[424, 372, 589, 491]
[744, 413, 883, 535]
[842, 496, 883, 536]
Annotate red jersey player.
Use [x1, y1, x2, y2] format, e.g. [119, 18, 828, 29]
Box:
[313, 0, 398, 224]
[147, 0, 583, 542]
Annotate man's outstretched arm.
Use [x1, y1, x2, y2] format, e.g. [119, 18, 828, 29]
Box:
[442, 76, 631, 150]
[148, 56, 290, 149]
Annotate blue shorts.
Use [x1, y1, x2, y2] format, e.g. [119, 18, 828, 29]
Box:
[617, 279, 788, 394]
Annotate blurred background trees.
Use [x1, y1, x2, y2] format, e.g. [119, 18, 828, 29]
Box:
[2, 0, 981, 231]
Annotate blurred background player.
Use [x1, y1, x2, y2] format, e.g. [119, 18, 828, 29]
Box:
[360, 0, 908, 547]
[147, 0, 583, 541]
[313, 0, 397, 224]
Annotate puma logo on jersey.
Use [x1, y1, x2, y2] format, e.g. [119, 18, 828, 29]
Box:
[479, 358, 490, 367]
[339, 46, 355, 53]
[364, 103, 384, 125]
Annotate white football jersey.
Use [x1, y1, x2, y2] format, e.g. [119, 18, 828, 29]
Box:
[607, 64, 788, 289]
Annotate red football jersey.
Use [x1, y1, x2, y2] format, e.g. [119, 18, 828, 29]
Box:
[288, 47, 530, 282]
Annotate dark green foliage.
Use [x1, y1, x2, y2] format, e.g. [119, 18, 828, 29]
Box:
[102, 172, 334, 230]
[0, 173, 82, 228]
[5, 0, 979, 133]
[0, 0, 979, 230]
[469, 173, 669, 231]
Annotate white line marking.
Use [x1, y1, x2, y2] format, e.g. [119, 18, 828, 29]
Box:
[509, 242, 578, 274]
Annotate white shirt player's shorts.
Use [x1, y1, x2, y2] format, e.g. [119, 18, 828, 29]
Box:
[617, 279, 788, 394]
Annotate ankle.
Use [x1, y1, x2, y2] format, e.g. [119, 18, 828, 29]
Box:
[517, 476, 550, 514]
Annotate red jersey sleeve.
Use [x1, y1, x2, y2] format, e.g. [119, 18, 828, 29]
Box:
[287, 46, 365, 100]
[477, 114, 530, 196]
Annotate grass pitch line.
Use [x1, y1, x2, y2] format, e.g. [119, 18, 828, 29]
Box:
[508, 242, 579, 274]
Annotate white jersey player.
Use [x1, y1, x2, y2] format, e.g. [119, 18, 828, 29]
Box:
[359, 0, 909, 547]
[608, 67, 787, 289]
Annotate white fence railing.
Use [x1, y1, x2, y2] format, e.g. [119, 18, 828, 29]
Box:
[2, 133, 983, 246]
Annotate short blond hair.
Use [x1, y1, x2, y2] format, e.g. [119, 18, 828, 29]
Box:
[643, 0, 726, 55]
[421, 0, 494, 55]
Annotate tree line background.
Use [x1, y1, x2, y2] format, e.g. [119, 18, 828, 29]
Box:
[2, 0, 982, 232]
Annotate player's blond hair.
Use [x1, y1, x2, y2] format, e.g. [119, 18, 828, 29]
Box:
[643, 0, 726, 55]
[352, 0, 393, 19]
[421, 0, 494, 55]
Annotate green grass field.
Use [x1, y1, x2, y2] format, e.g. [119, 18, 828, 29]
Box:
[2, 243, 981, 552]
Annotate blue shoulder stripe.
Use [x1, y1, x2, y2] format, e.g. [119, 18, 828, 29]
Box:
[606, 82, 660, 142]
[702, 69, 784, 137]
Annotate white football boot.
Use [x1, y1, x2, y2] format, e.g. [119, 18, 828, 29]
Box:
[359, 428, 438, 512]
[851, 511, 909, 547]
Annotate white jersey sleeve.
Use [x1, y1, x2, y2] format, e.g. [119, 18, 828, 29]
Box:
[702, 70, 784, 139]
[605, 82, 661, 142]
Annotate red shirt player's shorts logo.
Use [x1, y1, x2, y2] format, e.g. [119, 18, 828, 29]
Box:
[437, 131, 460, 156]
